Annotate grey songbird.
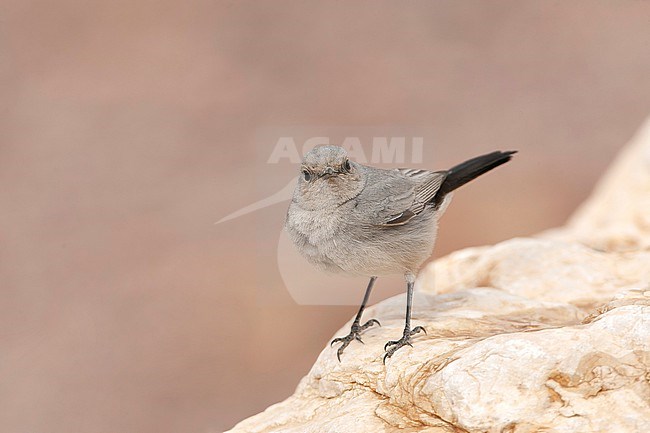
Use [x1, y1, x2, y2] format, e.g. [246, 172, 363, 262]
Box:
[285, 145, 516, 362]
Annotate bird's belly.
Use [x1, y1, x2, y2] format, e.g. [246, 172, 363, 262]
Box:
[343, 222, 438, 276]
[327, 217, 438, 276]
[286, 205, 439, 276]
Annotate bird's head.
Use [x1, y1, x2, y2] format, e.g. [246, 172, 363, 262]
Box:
[293, 145, 366, 209]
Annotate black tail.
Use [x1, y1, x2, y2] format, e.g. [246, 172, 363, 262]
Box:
[434, 150, 516, 205]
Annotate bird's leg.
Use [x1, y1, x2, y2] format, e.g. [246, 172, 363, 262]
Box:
[331, 276, 381, 361]
[383, 274, 426, 363]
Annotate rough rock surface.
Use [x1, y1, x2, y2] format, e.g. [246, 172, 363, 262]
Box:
[227, 119, 650, 433]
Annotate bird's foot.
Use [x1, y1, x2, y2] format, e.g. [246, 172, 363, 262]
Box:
[330, 319, 381, 361]
[383, 325, 426, 363]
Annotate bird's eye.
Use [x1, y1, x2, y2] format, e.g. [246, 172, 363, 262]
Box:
[302, 169, 312, 181]
[344, 159, 351, 172]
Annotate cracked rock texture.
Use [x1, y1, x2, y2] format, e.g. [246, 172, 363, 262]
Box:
[227, 118, 650, 433]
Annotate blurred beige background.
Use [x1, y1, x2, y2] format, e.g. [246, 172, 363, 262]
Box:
[2, 1, 650, 432]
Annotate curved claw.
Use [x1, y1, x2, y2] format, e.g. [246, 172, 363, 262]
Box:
[411, 326, 426, 336]
[383, 343, 405, 363]
[384, 340, 398, 351]
[331, 318, 381, 360]
[383, 325, 426, 363]
[336, 339, 352, 362]
[361, 318, 381, 330]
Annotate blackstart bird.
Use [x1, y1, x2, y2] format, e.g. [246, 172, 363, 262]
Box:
[285, 145, 516, 362]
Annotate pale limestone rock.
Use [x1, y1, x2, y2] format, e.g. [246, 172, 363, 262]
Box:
[422, 238, 650, 308]
[227, 118, 650, 433]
